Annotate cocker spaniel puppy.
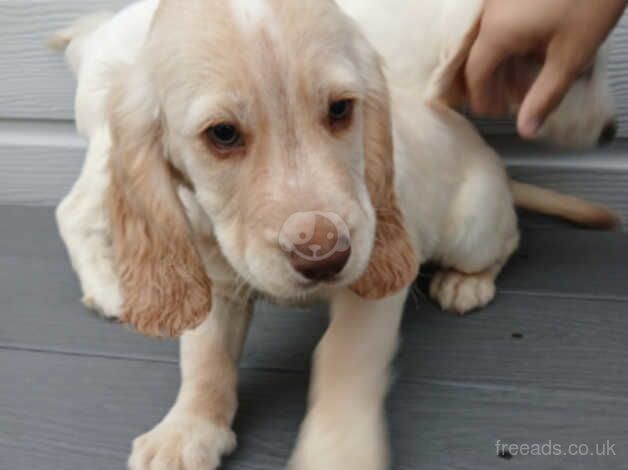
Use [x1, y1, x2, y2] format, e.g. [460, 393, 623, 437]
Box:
[52, 0, 619, 469]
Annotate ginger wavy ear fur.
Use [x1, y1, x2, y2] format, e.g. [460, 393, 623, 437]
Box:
[350, 62, 420, 300]
[106, 70, 212, 338]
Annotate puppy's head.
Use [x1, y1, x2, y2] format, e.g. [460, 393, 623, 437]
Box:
[107, 0, 418, 337]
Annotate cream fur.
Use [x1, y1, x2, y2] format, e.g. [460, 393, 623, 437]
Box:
[53, 1, 616, 469]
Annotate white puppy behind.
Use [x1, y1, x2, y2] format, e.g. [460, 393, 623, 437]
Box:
[52, 1, 620, 469]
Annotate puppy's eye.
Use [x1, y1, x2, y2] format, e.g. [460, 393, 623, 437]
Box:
[329, 99, 353, 121]
[206, 123, 242, 150]
[328, 99, 354, 130]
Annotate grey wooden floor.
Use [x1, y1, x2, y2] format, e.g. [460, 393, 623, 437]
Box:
[1, 205, 627, 470]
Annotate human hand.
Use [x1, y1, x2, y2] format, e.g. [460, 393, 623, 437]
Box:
[465, 0, 626, 138]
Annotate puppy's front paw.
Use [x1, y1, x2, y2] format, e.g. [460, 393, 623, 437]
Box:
[430, 270, 496, 315]
[128, 414, 236, 470]
[290, 412, 388, 470]
[80, 263, 123, 319]
[81, 286, 122, 319]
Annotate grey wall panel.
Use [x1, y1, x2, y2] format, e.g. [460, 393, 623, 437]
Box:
[0, 1, 628, 134]
[2, 131, 628, 225]
[0, 121, 83, 206]
[1, 2, 627, 212]
[0, 0, 132, 120]
[0, 143, 81, 206]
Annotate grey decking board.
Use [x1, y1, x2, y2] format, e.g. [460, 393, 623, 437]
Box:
[1, 349, 626, 470]
[2, 211, 628, 469]
[2, 205, 628, 298]
[0, 206, 67, 259]
[4, 274, 628, 397]
[500, 229, 628, 300]
[0, 349, 305, 470]
[399, 294, 628, 395]
[488, 134, 628, 166]
[1, 206, 628, 380]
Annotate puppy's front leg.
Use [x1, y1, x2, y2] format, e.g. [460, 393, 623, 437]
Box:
[128, 291, 253, 470]
[290, 289, 407, 470]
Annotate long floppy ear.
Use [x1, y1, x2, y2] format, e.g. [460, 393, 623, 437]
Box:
[427, 19, 481, 108]
[350, 56, 420, 299]
[106, 66, 212, 337]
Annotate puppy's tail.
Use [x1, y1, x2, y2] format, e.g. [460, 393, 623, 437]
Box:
[510, 181, 621, 230]
[48, 12, 113, 75]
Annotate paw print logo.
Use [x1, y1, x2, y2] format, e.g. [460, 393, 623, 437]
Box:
[279, 212, 351, 262]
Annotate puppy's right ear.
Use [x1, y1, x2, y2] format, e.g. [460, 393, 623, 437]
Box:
[350, 52, 420, 300]
[106, 65, 212, 338]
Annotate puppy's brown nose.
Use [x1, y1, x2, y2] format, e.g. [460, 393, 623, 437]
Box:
[291, 245, 351, 281]
[284, 213, 351, 281]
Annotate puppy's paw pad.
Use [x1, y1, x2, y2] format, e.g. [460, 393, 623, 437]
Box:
[81, 293, 121, 319]
[81, 296, 97, 310]
[128, 415, 236, 470]
[81, 282, 123, 319]
[430, 270, 496, 315]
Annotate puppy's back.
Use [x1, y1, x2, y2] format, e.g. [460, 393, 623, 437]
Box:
[337, 0, 483, 97]
[49, 0, 159, 137]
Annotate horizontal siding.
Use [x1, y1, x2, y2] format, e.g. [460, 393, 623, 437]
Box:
[0, 121, 84, 206]
[0, 2, 628, 134]
[1, 0, 628, 223]
[0, 0, 131, 120]
[1, 125, 627, 228]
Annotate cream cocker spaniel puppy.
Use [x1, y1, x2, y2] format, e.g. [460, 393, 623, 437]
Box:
[52, 0, 619, 469]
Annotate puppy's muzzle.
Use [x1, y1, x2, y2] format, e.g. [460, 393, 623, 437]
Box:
[280, 212, 352, 282]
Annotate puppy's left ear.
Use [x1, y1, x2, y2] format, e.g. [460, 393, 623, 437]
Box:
[427, 19, 480, 108]
[429, 19, 536, 111]
[350, 54, 420, 300]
